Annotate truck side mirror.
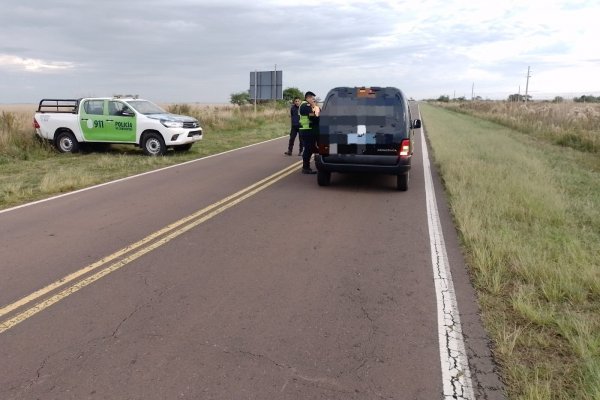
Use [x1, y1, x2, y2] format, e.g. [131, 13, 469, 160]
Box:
[412, 119, 421, 129]
[122, 110, 135, 117]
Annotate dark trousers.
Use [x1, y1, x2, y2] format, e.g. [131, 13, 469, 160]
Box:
[288, 125, 303, 153]
[300, 130, 317, 170]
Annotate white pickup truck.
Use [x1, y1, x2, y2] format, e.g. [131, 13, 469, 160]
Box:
[34, 96, 203, 155]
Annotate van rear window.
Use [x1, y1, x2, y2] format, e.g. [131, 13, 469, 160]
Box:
[322, 91, 406, 125]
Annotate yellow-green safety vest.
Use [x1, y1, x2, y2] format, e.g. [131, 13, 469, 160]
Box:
[298, 101, 311, 131]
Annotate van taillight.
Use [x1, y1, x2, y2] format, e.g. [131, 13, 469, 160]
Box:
[319, 143, 329, 156]
[398, 139, 411, 159]
[33, 118, 40, 129]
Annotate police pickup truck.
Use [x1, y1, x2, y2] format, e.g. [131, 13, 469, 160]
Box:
[34, 96, 202, 155]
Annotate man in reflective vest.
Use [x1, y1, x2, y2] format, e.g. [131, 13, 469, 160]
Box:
[299, 91, 320, 174]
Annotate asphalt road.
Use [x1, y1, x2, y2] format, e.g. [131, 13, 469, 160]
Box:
[0, 112, 504, 399]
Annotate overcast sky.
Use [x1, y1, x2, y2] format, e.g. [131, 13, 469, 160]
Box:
[1, 0, 599, 103]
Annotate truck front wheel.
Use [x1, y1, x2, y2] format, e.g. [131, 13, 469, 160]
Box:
[55, 131, 80, 153]
[142, 133, 166, 156]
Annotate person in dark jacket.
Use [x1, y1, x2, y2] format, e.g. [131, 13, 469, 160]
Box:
[298, 91, 320, 174]
[284, 97, 303, 156]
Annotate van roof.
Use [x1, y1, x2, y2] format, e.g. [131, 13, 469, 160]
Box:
[325, 86, 405, 98]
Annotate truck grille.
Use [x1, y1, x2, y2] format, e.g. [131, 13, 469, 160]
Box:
[183, 121, 199, 129]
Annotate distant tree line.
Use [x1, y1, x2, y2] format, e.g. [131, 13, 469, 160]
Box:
[508, 94, 532, 102]
[506, 94, 600, 103]
[434, 95, 482, 102]
[573, 95, 600, 103]
[229, 87, 304, 106]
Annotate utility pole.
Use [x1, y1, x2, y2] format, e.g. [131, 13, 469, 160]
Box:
[525, 66, 531, 103]
[471, 82, 474, 101]
[254, 69, 257, 114]
[274, 64, 277, 101]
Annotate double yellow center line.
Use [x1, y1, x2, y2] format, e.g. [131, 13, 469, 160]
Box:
[0, 161, 302, 334]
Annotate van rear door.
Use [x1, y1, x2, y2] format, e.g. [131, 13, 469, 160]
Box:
[319, 87, 408, 157]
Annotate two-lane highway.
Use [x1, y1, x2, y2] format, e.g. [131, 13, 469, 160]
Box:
[0, 115, 504, 399]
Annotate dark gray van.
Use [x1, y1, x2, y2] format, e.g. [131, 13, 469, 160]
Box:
[315, 87, 421, 190]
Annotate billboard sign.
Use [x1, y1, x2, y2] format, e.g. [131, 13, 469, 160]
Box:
[250, 70, 283, 100]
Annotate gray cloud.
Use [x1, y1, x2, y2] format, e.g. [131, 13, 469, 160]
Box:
[1, 0, 598, 103]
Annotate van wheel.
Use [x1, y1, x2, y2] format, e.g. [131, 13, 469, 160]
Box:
[142, 133, 166, 156]
[397, 172, 409, 191]
[173, 143, 193, 152]
[55, 131, 80, 153]
[317, 170, 331, 186]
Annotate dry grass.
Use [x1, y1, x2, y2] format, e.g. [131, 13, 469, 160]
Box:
[166, 103, 287, 131]
[436, 101, 600, 153]
[39, 168, 96, 193]
[0, 105, 49, 160]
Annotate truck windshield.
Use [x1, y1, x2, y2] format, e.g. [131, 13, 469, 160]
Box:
[127, 100, 166, 115]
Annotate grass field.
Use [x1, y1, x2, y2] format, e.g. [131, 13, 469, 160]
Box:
[435, 100, 600, 154]
[420, 103, 600, 399]
[0, 103, 288, 210]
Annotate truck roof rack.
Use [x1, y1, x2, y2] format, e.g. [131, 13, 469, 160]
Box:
[37, 99, 80, 113]
[113, 94, 139, 99]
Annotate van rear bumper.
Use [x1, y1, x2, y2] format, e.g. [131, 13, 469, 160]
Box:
[315, 154, 411, 175]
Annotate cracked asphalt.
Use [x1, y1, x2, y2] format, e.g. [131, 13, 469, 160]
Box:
[0, 116, 504, 399]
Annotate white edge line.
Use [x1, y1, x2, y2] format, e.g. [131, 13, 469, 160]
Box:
[0, 136, 286, 215]
[419, 106, 475, 400]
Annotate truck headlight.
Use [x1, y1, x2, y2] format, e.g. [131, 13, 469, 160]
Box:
[161, 120, 184, 128]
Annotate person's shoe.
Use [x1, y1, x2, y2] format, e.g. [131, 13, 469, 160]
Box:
[302, 168, 317, 174]
[284, 151, 292, 156]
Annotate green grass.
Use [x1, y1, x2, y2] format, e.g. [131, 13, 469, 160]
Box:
[420, 103, 600, 399]
[0, 104, 288, 210]
[434, 101, 600, 154]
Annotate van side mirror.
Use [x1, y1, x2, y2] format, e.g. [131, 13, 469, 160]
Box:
[412, 119, 421, 129]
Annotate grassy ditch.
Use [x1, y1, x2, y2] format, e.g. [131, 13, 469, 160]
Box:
[420, 103, 600, 399]
[0, 103, 288, 210]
